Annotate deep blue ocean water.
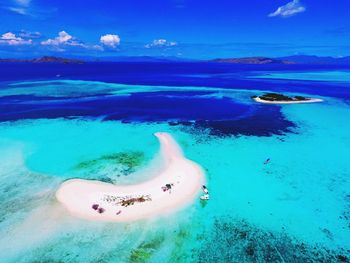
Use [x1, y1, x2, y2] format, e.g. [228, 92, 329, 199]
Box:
[0, 62, 350, 262]
[1, 62, 349, 135]
[1, 62, 350, 97]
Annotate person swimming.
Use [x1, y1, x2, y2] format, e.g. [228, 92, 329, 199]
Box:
[264, 158, 271, 165]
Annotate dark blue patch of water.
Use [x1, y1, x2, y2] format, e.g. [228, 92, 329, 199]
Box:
[0, 89, 295, 136]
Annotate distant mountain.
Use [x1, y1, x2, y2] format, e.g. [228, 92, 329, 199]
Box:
[212, 57, 296, 64]
[0, 56, 84, 64]
[31, 56, 84, 64]
[0, 55, 194, 63]
[90, 56, 195, 62]
[212, 55, 350, 65]
[278, 55, 350, 64]
[2, 55, 350, 65]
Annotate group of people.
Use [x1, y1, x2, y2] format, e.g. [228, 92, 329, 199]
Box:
[91, 203, 122, 216]
[92, 204, 105, 214]
[161, 183, 174, 193]
[91, 193, 153, 216]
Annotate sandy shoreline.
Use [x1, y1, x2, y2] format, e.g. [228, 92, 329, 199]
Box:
[253, 97, 323, 104]
[56, 132, 205, 222]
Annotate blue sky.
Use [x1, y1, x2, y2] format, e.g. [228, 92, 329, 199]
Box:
[0, 0, 350, 59]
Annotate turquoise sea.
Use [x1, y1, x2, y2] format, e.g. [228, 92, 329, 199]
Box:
[0, 63, 349, 262]
[251, 70, 350, 82]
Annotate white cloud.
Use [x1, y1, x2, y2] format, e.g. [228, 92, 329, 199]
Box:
[269, 0, 305, 18]
[6, 0, 31, 15]
[41, 31, 103, 51]
[18, 30, 41, 39]
[145, 39, 177, 48]
[91, 44, 104, 51]
[7, 7, 27, 15]
[100, 34, 120, 48]
[0, 32, 32, 45]
[14, 0, 31, 7]
[41, 31, 73, 46]
[41, 31, 87, 48]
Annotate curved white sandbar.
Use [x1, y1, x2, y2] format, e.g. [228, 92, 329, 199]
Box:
[253, 97, 323, 104]
[56, 132, 205, 222]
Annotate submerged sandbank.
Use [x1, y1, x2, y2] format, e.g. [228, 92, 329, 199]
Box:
[56, 132, 205, 222]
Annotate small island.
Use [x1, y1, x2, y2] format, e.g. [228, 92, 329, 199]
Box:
[252, 93, 323, 104]
[0, 56, 84, 64]
[56, 132, 205, 222]
[212, 57, 295, 64]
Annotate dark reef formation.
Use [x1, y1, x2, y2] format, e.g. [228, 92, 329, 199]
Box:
[173, 105, 296, 137]
[75, 151, 145, 183]
[197, 217, 350, 263]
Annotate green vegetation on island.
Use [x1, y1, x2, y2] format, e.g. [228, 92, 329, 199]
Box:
[251, 93, 309, 102]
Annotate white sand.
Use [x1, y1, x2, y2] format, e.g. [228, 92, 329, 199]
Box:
[253, 97, 323, 104]
[56, 132, 205, 222]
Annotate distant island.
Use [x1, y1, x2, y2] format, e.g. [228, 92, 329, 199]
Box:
[278, 55, 350, 65]
[1, 55, 350, 65]
[212, 57, 296, 65]
[252, 93, 323, 104]
[0, 56, 84, 64]
[212, 55, 350, 65]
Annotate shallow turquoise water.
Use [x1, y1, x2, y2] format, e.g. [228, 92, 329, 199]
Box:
[0, 81, 349, 262]
[251, 70, 350, 82]
[1, 79, 223, 98]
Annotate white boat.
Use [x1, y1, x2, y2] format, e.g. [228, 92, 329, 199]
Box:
[200, 194, 209, 200]
[202, 185, 209, 194]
